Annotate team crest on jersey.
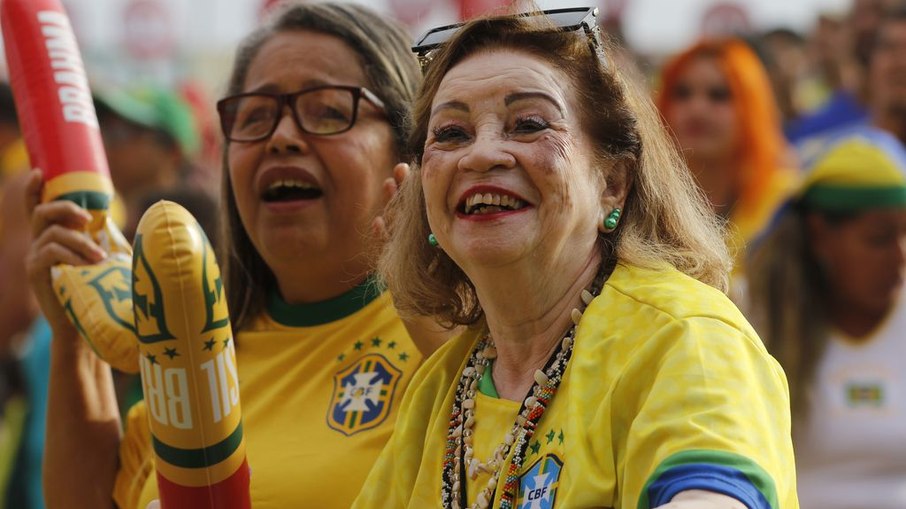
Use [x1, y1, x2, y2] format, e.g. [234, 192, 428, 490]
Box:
[516, 454, 563, 509]
[327, 353, 401, 435]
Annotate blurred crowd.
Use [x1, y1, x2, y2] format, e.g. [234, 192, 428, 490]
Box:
[0, 0, 905, 508]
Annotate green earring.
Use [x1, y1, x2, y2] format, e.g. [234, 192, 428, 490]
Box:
[603, 208, 621, 230]
[428, 233, 439, 247]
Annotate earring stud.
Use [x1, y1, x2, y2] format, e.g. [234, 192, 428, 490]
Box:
[603, 208, 621, 230]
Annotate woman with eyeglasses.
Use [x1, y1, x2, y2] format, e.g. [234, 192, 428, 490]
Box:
[28, 3, 436, 508]
[353, 8, 798, 509]
[656, 39, 799, 296]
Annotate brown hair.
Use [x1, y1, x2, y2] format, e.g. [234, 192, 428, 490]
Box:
[379, 12, 731, 326]
[747, 208, 832, 421]
[220, 2, 421, 330]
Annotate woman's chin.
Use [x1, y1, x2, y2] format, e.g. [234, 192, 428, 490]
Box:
[447, 239, 532, 272]
[258, 227, 326, 262]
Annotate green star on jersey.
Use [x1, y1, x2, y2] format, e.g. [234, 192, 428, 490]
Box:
[336, 335, 413, 365]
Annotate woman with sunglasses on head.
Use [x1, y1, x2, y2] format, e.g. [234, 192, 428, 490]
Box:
[28, 3, 436, 508]
[354, 7, 797, 509]
[657, 39, 799, 297]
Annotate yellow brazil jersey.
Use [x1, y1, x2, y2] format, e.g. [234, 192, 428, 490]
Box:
[114, 283, 422, 509]
[353, 263, 798, 509]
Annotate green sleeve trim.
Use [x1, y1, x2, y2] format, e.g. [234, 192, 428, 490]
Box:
[637, 449, 778, 509]
[802, 185, 906, 211]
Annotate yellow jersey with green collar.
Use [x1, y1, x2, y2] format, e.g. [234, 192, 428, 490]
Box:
[114, 283, 422, 509]
[353, 263, 798, 509]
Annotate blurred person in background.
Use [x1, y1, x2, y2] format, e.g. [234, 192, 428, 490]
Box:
[94, 84, 207, 238]
[866, 6, 906, 145]
[657, 38, 798, 293]
[28, 3, 441, 509]
[757, 27, 811, 125]
[0, 82, 42, 509]
[178, 80, 224, 188]
[0, 83, 34, 361]
[785, 0, 897, 142]
[747, 127, 906, 509]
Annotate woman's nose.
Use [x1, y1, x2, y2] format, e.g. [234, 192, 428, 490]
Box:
[895, 233, 906, 266]
[457, 134, 515, 173]
[266, 105, 310, 154]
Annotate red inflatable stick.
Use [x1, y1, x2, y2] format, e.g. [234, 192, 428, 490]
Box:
[2, 0, 112, 209]
[2, 0, 140, 375]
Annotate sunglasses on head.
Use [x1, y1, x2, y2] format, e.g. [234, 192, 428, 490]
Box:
[411, 6, 606, 70]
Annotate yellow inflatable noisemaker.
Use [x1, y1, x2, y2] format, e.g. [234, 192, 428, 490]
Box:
[133, 201, 250, 508]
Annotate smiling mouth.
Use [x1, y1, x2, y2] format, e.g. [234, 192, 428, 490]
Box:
[460, 192, 527, 215]
[261, 179, 323, 202]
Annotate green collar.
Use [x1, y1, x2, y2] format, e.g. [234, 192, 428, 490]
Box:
[478, 359, 499, 398]
[267, 276, 383, 327]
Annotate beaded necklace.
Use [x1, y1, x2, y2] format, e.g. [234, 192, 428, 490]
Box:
[441, 264, 610, 509]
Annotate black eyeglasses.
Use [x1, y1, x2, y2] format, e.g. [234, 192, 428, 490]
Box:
[216, 85, 386, 142]
[412, 7, 605, 70]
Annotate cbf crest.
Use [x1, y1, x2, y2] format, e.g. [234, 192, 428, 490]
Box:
[328, 353, 401, 435]
[516, 454, 563, 509]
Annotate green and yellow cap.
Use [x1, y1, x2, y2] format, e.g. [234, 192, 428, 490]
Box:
[94, 85, 200, 157]
[798, 127, 906, 212]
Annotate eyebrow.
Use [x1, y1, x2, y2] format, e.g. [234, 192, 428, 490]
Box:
[245, 79, 331, 94]
[431, 100, 469, 117]
[431, 92, 564, 117]
[504, 92, 563, 115]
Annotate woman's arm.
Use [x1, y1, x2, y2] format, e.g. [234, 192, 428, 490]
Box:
[25, 170, 122, 509]
[657, 490, 747, 509]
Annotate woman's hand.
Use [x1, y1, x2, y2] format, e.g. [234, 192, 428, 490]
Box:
[372, 162, 410, 240]
[371, 162, 456, 356]
[25, 169, 107, 338]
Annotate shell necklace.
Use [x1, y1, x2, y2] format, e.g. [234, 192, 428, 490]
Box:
[441, 265, 609, 509]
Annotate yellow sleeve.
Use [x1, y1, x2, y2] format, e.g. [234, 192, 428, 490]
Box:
[113, 402, 155, 509]
[612, 316, 798, 509]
